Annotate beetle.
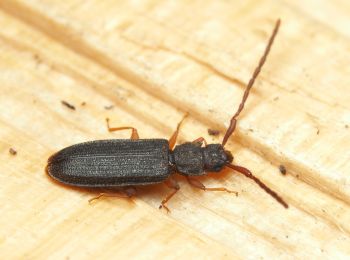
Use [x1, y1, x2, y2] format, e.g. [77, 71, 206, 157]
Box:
[46, 19, 288, 211]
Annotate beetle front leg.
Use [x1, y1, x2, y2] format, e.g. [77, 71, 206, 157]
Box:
[186, 177, 238, 195]
[106, 118, 139, 139]
[159, 177, 180, 213]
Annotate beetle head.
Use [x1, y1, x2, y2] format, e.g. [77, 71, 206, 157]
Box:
[203, 144, 233, 172]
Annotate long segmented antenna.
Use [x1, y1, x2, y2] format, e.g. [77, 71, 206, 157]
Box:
[222, 19, 281, 147]
[226, 164, 288, 208]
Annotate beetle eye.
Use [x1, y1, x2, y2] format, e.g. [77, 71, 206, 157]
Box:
[225, 150, 233, 163]
[212, 165, 221, 171]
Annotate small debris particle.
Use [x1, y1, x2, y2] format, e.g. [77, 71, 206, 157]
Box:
[317, 129, 320, 135]
[104, 105, 114, 110]
[33, 53, 42, 64]
[345, 125, 349, 129]
[273, 96, 279, 101]
[81, 101, 86, 106]
[9, 148, 17, 155]
[61, 100, 76, 110]
[279, 165, 287, 175]
[248, 128, 254, 132]
[208, 129, 220, 136]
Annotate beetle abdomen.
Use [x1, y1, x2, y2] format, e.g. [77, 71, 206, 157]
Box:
[47, 139, 171, 187]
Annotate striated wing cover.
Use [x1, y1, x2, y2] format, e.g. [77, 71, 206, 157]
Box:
[47, 139, 170, 187]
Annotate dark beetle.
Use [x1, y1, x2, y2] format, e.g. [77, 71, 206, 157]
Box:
[47, 19, 288, 211]
[48, 140, 232, 186]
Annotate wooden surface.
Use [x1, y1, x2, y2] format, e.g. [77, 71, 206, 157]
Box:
[0, 0, 349, 259]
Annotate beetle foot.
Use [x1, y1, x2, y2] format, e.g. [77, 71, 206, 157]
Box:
[159, 203, 171, 214]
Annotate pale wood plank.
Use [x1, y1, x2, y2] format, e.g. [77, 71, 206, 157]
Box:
[0, 0, 349, 258]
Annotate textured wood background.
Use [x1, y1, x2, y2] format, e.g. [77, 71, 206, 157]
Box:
[0, 0, 349, 259]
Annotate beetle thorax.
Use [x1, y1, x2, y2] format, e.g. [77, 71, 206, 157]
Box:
[170, 143, 233, 176]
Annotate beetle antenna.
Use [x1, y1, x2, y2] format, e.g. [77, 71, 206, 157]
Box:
[222, 19, 281, 146]
[226, 163, 288, 208]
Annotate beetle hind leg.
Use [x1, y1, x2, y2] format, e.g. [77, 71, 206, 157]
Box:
[88, 187, 137, 204]
[186, 177, 238, 196]
[106, 118, 139, 139]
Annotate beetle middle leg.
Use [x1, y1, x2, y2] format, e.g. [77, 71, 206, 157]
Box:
[169, 113, 189, 149]
[106, 118, 139, 139]
[192, 137, 208, 146]
[186, 177, 238, 196]
[159, 177, 180, 213]
[88, 187, 137, 204]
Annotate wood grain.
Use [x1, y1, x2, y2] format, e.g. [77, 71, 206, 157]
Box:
[0, 0, 349, 258]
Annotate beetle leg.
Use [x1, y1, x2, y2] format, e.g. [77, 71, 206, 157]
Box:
[186, 177, 238, 195]
[88, 187, 137, 204]
[168, 113, 189, 150]
[106, 118, 139, 139]
[159, 178, 180, 213]
[192, 137, 208, 147]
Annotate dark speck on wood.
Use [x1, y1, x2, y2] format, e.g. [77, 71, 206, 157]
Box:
[279, 165, 286, 175]
[104, 105, 114, 110]
[61, 100, 76, 110]
[207, 129, 220, 136]
[9, 147, 17, 155]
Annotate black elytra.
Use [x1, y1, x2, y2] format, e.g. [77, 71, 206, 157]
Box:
[48, 139, 171, 187]
[46, 19, 288, 209]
